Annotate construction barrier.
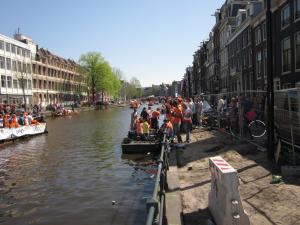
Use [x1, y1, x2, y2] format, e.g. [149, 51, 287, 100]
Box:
[208, 156, 250, 225]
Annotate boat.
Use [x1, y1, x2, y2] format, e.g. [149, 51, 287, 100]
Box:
[51, 109, 79, 117]
[0, 123, 47, 142]
[121, 138, 160, 154]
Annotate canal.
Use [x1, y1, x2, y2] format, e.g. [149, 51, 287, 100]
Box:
[0, 108, 156, 225]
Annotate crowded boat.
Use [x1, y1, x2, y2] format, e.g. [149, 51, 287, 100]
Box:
[122, 96, 201, 154]
[0, 104, 47, 142]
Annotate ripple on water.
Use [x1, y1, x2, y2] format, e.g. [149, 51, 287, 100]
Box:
[0, 109, 156, 225]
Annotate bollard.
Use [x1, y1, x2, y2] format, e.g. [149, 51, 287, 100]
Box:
[208, 156, 250, 225]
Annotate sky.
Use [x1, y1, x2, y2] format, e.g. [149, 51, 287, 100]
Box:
[1, 0, 224, 87]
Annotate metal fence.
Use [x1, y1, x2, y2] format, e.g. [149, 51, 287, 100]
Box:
[145, 135, 169, 225]
[201, 90, 268, 149]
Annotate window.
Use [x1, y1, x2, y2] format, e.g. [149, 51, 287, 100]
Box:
[7, 76, 12, 88]
[248, 29, 252, 45]
[11, 45, 16, 54]
[23, 62, 26, 73]
[1, 75, 6, 87]
[263, 50, 267, 78]
[13, 79, 18, 89]
[255, 27, 261, 45]
[26, 50, 31, 58]
[296, 0, 300, 20]
[33, 79, 36, 88]
[12, 60, 17, 71]
[281, 4, 290, 28]
[256, 51, 262, 79]
[17, 61, 22, 72]
[0, 56, 4, 69]
[282, 37, 291, 73]
[275, 80, 281, 90]
[0, 41, 4, 50]
[295, 32, 300, 69]
[27, 64, 31, 73]
[17, 47, 21, 55]
[23, 79, 27, 89]
[262, 22, 266, 41]
[28, 80, 32, 89]
[249, 49, 252, 66]
[22, 49, 26, 57]
[6, 58, 11, 70]
[5, 43, 10, 52]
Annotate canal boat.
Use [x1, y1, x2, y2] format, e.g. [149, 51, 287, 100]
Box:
[0, 123, 47, 142]
[121, 139, 160, 154]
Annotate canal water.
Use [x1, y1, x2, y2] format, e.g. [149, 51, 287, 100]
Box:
[0, 108, 157, 225]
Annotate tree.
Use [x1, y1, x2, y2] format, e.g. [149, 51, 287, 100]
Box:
[79, 52, 122, 103]
[79, 52, 104, 103]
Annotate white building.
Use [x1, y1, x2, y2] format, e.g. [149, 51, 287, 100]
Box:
[0, 33, 34, 105]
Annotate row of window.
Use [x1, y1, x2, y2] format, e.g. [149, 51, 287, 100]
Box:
[0, 75, 32, 89]
[0, 40, 31, 58]
[0, 56, 31, 73]
[32, 79, 85, 92]
[229, 29, 252, 56]
[281, 0, 300, 29]
[32, 64, 83, 82]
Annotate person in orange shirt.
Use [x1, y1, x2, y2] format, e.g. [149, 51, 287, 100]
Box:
[151, 108, 160, 130]
[135, 117, 143, 137]
[165, 102, 172, 120]
[161, 118, 173, 139]
[9, 114, 19, 128]
[171, 101, 183, 143]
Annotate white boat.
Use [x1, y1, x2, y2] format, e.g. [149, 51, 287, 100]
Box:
[0, 123, 47, 141]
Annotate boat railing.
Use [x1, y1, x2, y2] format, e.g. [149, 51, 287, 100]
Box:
[145, 134, 169, 225]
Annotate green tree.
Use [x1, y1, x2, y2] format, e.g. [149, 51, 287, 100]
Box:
[79, 52, 104, 103]
[79, 52, 121, 103]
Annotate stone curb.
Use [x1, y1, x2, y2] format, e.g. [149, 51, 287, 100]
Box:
[166, 148, 183, 225]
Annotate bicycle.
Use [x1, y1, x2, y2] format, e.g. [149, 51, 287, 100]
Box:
[248, 119, 266, 138]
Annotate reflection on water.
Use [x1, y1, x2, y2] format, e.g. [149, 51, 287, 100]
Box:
[0, 108, 156, 225]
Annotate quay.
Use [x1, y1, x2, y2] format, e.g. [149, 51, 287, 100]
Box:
[150, 129, 300, 225]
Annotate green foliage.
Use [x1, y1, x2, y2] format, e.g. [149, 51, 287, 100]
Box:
[79, 52, 122, 101]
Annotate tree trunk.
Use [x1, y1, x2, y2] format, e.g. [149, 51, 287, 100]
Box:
[102, 90, 104, 102]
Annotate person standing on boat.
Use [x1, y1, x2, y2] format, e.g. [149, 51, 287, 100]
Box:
[140, 107, 148, 121]
[130, 109, 137, 131]
[171, 101, 183, 143]
[141, 119, 150, 139]
[151, 108, 160, 130]
[161, 118, 173, 139]
[136, 118, 143, 138]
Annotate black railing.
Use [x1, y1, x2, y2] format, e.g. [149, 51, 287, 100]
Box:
[146, 134, 169, 225]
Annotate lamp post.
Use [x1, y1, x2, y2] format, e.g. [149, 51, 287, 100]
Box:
[266, 0, 275, 160]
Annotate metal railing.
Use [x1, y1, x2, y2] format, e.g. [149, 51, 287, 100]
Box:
[146, 134, 169, 225]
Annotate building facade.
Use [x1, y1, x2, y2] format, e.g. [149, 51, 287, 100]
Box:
[31, 48, 87, 106]
[14, 34, 88, 107]
[181, 0, 300, 95]
[0, 33, 33, 104]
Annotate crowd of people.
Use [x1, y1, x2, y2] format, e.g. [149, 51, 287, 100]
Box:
[0, 104, 42, 129]
[130, 96, 205, 144]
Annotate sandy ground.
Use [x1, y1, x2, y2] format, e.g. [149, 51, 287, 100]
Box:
[176, 129, 300, 225]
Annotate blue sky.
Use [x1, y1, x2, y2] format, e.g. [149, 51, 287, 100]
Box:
[1, 0, 224, 87]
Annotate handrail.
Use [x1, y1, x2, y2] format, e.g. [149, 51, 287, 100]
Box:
[145, 134, 169, 225]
